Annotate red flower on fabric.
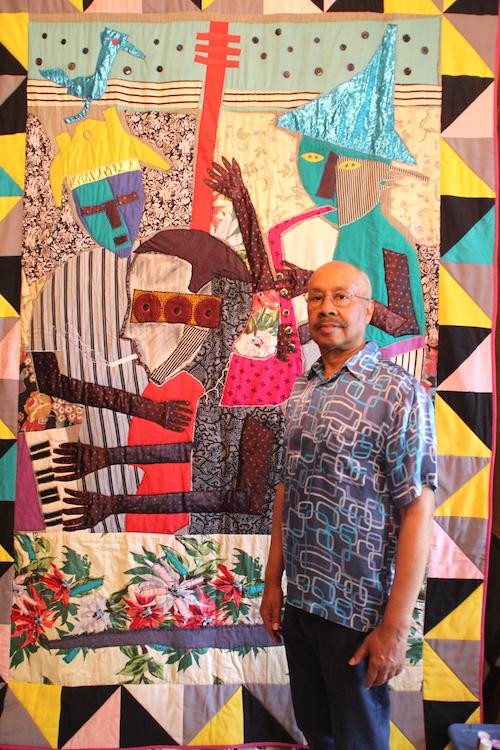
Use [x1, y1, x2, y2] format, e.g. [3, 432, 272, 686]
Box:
[123, 592, 166, 630]
[173, 591, 228, 629]
[212, 564, 244, 608]
[11, 585, 57, 647]
[40, 564, 71, 607]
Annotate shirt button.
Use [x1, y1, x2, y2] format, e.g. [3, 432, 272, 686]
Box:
[275, 271, 284, 281]
[284, 326, 293, 335]
[282, 308, 290, 317]
[287, 343, 296, 353]
[279, 288, 289, 298]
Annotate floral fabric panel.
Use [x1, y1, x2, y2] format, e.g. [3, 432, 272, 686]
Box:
[11, 532, 274, 683]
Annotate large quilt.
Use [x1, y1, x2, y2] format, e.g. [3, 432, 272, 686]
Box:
[0, 2, 498, 749]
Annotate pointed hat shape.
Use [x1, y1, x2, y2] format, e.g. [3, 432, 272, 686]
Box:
[278, 24, 415, 164]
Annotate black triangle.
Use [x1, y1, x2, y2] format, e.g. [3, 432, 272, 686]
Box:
[328, 0, 383, 9]
[445, 0, 498, 13]
[189, 0, 203, 7]
[83, 0, 96, 9]
[58, 685, 120, 747]
[438, 391, 492, 448]
[0, 78, 26, 136]
[0, 440, 16, 462]
[0, 43, 26, 76]
[242, 686, 296, 743]
[424, 578, 483, 634]
[441, 75, 492, 131]
[310, 0, 324, 8]
[0, 257, 21, 313]
[0, 562, 13, 579]
[0, 684, 6, 716]
[436, 326, 491, 385]
[423, 700, 479, 750]
[440, 196, 495, 256]
[120, 687, 178, 747]
[0, 503, 14, 557]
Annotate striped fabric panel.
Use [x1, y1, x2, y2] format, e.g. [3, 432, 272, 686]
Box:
[391, 346, 425, 381]
[27, 80, 441, 111]
[28, 78, 203, 110]
[336, 162, 388, 227]
[222, 83, 441, 109]
[30, 249, 148, 509]
[150, 327, 209, 384]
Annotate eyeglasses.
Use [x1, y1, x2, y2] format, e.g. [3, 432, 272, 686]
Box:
[306, 291, 372, 308]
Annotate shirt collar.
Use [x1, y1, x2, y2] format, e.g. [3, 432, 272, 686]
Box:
[308, 340, 380, 382]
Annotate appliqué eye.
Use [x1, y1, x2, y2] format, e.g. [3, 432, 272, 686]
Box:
[133, 293, 161, 322]
[194, 298, 221, 328]
[338, 160, 361, 171]
[301, 152, 324, 163]
[165, 296, 191, 323]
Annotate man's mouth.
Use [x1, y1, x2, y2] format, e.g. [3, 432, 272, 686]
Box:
[314, 321, 347, 331]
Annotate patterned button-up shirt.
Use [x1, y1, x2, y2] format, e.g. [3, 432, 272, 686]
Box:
[282, 341, 437, 632]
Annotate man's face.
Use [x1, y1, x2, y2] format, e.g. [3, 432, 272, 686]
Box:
[122, 253, 213, 381]
[307, 263, 374, 355]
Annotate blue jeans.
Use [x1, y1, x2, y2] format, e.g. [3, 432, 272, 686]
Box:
[282, 604, 390, 750]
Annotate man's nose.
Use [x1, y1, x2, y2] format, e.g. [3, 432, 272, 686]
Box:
[318, 295, 339, 314]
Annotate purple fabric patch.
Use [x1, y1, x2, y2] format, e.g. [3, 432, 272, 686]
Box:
[380, 335, 426, 358]
[108, 170, 144, 256]
[47, 623, 276, 650]
[14, 432, 45, 531]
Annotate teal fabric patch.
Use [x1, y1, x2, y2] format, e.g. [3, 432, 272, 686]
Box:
[0, 167, 23, 197]
[334, 207, 426, 347]
[0, 443, 17, 502]
[75, 178, 126, 252]
[442, 207, 495, 266]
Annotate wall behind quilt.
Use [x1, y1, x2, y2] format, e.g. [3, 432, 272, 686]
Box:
[0, 2, 497, 750]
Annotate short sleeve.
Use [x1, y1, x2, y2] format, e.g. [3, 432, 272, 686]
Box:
[386, 380, 437, 507]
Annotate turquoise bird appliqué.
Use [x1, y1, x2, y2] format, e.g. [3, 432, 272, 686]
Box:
[40, 27, 145, 124]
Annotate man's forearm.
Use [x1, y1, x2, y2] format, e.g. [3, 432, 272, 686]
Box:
[382, 486, 435, 633]
[264, 482, 285, 584]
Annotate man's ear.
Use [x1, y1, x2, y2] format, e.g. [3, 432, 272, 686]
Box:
[365, 299, 375, 324]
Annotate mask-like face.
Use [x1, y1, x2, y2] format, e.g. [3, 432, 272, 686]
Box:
[122, 253, 214, 382]
[74, 170, 144, 258]
[298, 136, 392, 226]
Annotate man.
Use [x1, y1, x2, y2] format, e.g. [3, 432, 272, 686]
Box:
[261, 260, 437, 750]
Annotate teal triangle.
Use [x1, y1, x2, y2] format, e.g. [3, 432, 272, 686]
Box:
[441, 207, 495, 265]
[0, 166, 22, 197]
[0, 443, 17, 501]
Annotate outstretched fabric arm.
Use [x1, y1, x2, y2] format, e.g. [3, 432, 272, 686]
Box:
[205, 157, 275, 292]
[32, 352, 192, 431]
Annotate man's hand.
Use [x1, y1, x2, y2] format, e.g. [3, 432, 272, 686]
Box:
[260, 582, 283, 644]
[348, 622, 408, 687]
